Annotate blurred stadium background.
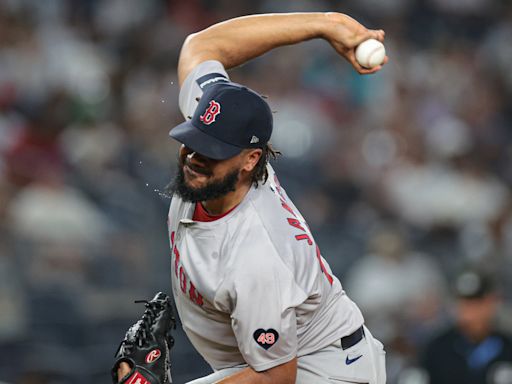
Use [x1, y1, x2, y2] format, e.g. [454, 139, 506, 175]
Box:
[0, 0, 511, 383]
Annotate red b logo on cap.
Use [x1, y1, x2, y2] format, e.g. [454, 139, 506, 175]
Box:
[200, 100, 221, 125]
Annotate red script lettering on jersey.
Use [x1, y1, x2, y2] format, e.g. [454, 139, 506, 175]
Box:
[273, 175, 333, 285]
[170, 231, 204, 306]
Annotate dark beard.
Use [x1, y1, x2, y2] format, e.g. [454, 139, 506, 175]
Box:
[166, 166, 240, 203]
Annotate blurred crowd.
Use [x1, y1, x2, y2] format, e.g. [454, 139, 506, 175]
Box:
[0, 0, 511, 383]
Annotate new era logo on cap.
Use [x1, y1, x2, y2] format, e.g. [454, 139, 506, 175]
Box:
[170, 82, 273, 160]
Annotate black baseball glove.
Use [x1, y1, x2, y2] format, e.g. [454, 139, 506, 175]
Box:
[112, 292, 176, 384]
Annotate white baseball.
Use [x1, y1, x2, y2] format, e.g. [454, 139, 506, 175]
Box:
[355, 39, 386, 69]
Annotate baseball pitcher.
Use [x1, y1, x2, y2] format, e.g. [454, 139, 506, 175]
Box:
[114, 12, 388, 384]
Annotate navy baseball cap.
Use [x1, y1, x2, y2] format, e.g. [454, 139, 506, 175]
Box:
[454, 270, 495, 299]
[169, 83, 273, 160]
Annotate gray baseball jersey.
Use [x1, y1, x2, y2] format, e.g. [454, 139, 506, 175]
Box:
[168, 60, 364, 373]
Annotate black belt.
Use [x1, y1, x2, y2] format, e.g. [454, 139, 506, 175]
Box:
[341, 326, 365, 350]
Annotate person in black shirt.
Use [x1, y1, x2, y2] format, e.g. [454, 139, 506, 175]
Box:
[421, 269, 512, 384]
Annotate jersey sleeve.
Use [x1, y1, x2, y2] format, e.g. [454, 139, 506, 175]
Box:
[227, 245, 307, 372]
[178, 60, 230, 119]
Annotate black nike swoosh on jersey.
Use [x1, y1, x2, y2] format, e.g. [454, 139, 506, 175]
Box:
[345, 354, 363, 365]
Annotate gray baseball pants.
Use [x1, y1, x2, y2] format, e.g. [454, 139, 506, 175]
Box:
[186, 326, 386, 384]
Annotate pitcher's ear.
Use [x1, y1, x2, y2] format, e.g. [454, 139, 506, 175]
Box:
[242, 149, 263, 172]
